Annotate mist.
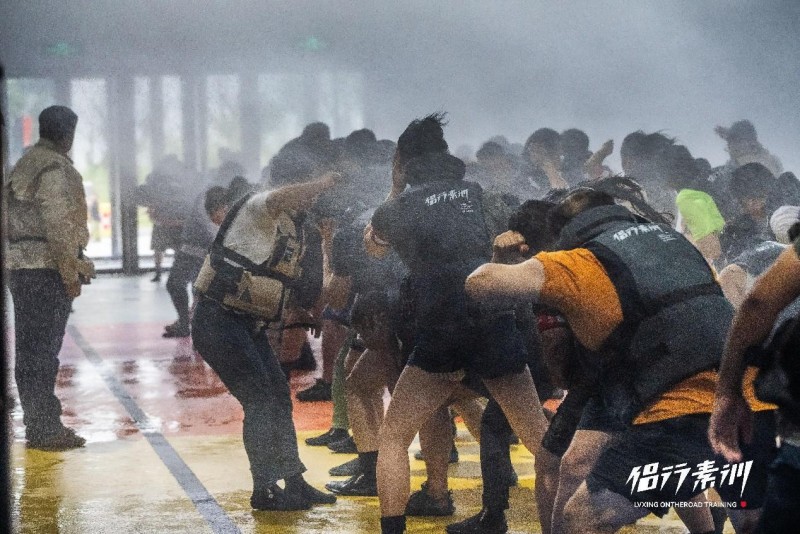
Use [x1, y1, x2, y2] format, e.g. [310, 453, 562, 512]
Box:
[2, 0, 799, 173]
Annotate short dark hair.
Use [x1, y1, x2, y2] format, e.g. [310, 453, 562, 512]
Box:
[730, 162, 774, 202]
[476, 141, 505, 162]
[524, 128, 560, 158]
[204, 186, 229, 216]
[39, 105, 78, 142]
[396, 113, 448, 168]
[727, 120, 758, 144]
[508, 200, 557, 254]
[547, 187, 615, 237]
[662, 144, 700, 191]
[560, 128, 590, 155]
[302, 122, 331, 141]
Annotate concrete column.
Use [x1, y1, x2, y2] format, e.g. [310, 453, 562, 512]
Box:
[109, 76, 139, 273]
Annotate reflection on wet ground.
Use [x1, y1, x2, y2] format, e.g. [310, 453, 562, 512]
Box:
[7, 275, 704, 533]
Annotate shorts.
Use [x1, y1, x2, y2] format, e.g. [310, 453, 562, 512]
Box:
[151, 224, 183, 252]
[587, 411, 777, 517]
[541, 390, 626, 457]
[407, 313, 527, 379]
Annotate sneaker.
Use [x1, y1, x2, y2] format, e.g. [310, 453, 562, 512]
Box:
[296, 481, 337, 505]
[27, 427, 86, 451]
[306, 427, 349, 447]
[414, 445, 459, 463]
[328, 435, 357, 454]
[446, 509, 508, 534]
[163, 322, 190, 338]
[250, 485, 310, 511]
[325, 473, 378, 496]
[151, 273, 161, 283]
[296, 379, 332, 402]
[329, 457, 362, 476]
[405, 482, 455, 516]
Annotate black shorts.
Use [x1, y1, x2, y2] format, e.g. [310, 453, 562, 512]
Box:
[407, 313, 527, 379]
[541, 390, 626, 457]
[587, 411, 777, 517]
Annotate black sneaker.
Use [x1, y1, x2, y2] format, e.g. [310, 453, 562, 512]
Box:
[297, 481, 337, 505]
[405, 482, 455, 517]
[329, 457, 362, 476]
[446, 509, 508, 534]
[250, 485, 310, 511]
[26, 427, 86, 451]
[325, 473, 378, 496]
[414, 445, 459, 463]
[328, 435, 357, 454]
[151, 273, 161, 283]
[296, 379, 332, 402]
[306, 427, 349, 447]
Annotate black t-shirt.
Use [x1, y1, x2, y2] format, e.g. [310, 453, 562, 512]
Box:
[371, 179, 492, 326]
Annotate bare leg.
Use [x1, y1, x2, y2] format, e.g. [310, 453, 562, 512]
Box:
[450, 387, 484, 442]
[482, 367, 548, 456]
[321, 319, 347, 384]
[346, 348, 394, 452]
[674, 493, 715, 533]
[551, 430, 613, 534]
[726, 508, 761, 534]
[377, 365, 460, 517]
[563, 481, 648, 534]
[418, 406, 452, 500]
[535, 447, 562, 534]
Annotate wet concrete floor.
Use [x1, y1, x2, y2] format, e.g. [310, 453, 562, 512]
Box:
[7, 274, 715, 533]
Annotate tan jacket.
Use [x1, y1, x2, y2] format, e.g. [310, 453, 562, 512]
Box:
[4, 139, 93, 285]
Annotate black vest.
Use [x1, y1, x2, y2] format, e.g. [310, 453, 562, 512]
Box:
[558, 204, 734, 423]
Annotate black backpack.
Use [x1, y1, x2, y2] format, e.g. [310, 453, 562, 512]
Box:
[754, 314, 800, 425]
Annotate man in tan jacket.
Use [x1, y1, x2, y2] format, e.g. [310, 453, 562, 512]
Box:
[4, 105, 95, 450]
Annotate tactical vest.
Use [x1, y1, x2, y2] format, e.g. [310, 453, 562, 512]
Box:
[5, 161, 61, 245]
[194, 193, 305, 322]
[558, 204, 734, 423]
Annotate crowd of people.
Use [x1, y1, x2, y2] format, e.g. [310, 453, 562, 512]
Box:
[6, 106, 800, 534]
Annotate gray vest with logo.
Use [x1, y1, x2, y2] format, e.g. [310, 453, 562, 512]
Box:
[558, 204, 734, 423]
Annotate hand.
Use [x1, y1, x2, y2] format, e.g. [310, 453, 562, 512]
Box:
[363, 222, 390, 259]
[714, 125, 729, 141]
[492, 230, 529, 263]
[65, 280, 82, 299]
[708, 393, 753, 463]
[542, 160, 569, 190]
[77, 258, 96, 283]
[598, 139, 614, 159]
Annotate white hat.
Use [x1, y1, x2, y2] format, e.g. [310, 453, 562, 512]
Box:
[770, 205, 800, 244]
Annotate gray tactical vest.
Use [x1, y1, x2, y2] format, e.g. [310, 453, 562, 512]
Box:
[558, 204, 734, 423]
